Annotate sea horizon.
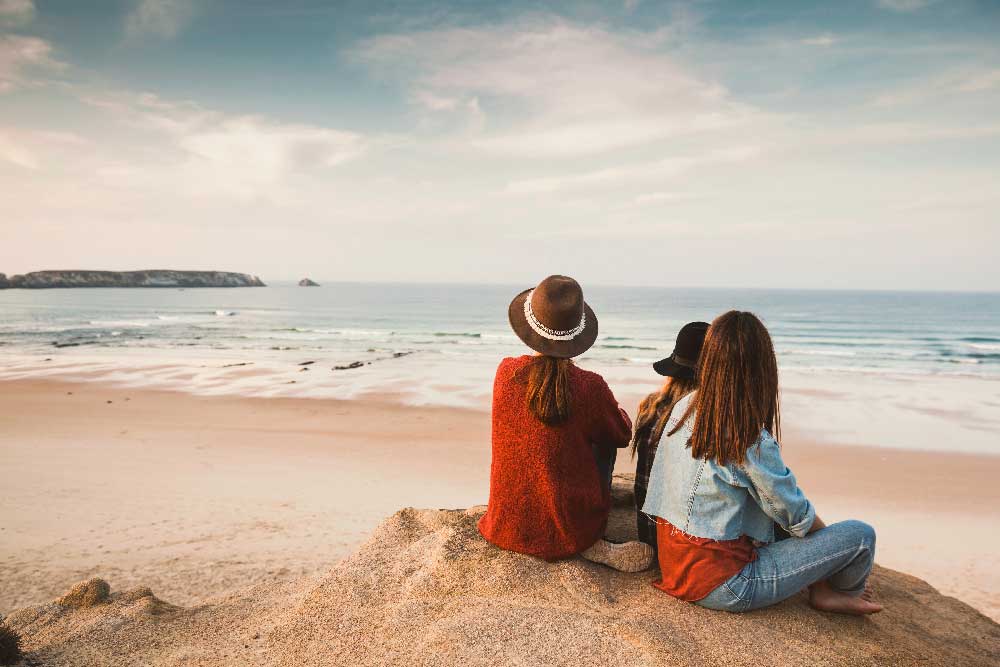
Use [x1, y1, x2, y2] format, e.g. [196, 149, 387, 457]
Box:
[6, 274, 1000, 295]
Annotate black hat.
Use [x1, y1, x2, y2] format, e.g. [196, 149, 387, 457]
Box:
[653, 321, 710, 379]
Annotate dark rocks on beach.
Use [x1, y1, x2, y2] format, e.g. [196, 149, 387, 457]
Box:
[298, 361, 315, 366]
[52, 341, 94, 348]
[329, 351, 416, 371]
[0, 270, 265, 289]
[298, 278, 320, 287]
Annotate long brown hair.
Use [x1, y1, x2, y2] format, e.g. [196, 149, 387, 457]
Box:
[670, 311, 781, 465]
[630, 376, 697, 456]
[517, 355, 573, 425]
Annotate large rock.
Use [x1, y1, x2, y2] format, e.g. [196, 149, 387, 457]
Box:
[6, 477, 999, 666]
[298, 278, 320, 287]
[0, 273, 8, 289]
[3, 270, 265, 288]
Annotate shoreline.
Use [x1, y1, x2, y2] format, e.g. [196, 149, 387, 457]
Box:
[2, 351, 999, 457]
[2, 378, 998, 623]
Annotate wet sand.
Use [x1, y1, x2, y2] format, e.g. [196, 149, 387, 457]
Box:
[1, 378, 998, 621]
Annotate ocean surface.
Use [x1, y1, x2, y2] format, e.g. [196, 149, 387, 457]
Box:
[1, 283, 998, 453]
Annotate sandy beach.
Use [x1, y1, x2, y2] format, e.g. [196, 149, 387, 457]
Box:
[2, 378, 998, 625]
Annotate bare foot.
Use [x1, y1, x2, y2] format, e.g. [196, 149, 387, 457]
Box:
[809, 581, 883, 615]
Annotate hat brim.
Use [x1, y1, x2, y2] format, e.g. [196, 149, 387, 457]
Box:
[653, 354, 696, 379]
[508, 288, 599, 359]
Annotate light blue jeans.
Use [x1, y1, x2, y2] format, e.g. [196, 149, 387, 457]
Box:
[696, 520, 876, 612]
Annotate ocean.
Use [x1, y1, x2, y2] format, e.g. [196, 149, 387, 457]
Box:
[1, 283, 998, 453]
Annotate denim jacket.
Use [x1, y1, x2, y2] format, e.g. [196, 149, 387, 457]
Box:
[640, 393, 816, 543]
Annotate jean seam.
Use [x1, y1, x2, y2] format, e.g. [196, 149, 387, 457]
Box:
[683, 459, 706, 533]
[722, 580, 751, 610]
[754, 544, 863, 582]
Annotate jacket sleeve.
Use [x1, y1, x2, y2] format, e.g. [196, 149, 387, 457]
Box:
[590, 376, 632, 449]
[740, 431, 816, 537]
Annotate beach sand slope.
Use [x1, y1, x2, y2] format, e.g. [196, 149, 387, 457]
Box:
[6, 476, 999, 667]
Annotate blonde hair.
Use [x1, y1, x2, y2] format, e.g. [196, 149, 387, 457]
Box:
[631, 376, 697, 456]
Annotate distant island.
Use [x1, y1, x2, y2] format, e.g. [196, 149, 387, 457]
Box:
[0, 270, 265, 289]
[299, 278, 320, 287]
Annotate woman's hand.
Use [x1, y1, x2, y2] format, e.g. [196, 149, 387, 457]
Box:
[808, 514, 827, 534]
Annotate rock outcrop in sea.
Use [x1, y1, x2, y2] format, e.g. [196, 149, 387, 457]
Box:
[0, 270, 265, 289]
[5, 476, 999, 666]
[298, 278, 320, 287]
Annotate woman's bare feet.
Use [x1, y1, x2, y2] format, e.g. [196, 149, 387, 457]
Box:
[581, 539, 654, 573]
[809, 580, 883, 615]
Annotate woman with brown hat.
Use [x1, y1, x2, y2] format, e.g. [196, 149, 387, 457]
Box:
[478, 275, 654, 572]
[631, 321, 710, 555]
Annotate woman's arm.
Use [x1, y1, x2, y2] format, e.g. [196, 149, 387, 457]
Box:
[741, 431, 817, 538]
[590, 376, 632, 449]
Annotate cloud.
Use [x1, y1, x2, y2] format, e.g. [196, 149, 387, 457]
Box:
[505, 146, 760, 194]
[0, 0, 34, 27]
[355, 18, 758, 158]
[872, 68, 1000, 107]
[80, 91, 366, 199]
[955, 69, 1000, 93]
[875, 0, 934, 12]
[0, 127, 88, 169]
[801, 34, 837, 47]
[0, 34, 62, 92]
[124, 0, 197, 41]
[631, 191, 701, 206]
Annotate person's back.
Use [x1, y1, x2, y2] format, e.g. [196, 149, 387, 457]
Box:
[479, 354, 629, 559]
[477, 275, 653, 572]
[644, 392, 814, 545]
[631, 321, 707, 553]
[642, 310, 883, 615]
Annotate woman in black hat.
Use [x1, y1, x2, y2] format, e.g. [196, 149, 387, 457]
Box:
[631, 321, 710, 554]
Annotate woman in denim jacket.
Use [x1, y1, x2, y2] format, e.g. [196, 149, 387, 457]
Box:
[642, 311, 883, 615]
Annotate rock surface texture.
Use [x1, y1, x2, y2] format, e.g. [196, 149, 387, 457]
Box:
[6, 476, 999, 666]
[0, 270, 265, 288]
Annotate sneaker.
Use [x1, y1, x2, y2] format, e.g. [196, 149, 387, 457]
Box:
[581, 538, 654, 572]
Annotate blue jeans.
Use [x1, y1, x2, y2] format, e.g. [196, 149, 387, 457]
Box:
[697, 520, 876, 612]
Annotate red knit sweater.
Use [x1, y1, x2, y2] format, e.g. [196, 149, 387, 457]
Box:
[478, 355, 632, 561]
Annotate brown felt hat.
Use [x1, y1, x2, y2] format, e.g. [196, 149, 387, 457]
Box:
[508, 275, 598, 358]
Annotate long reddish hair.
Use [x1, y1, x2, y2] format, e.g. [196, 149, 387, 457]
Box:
[670, 311, 781, 465]
[517, 355, 573, 425]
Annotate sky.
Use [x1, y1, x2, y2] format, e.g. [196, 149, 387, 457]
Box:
[1, 0, 998, 290]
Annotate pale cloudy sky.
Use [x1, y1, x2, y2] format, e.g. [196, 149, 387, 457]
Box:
[1, 0, 998, 290]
